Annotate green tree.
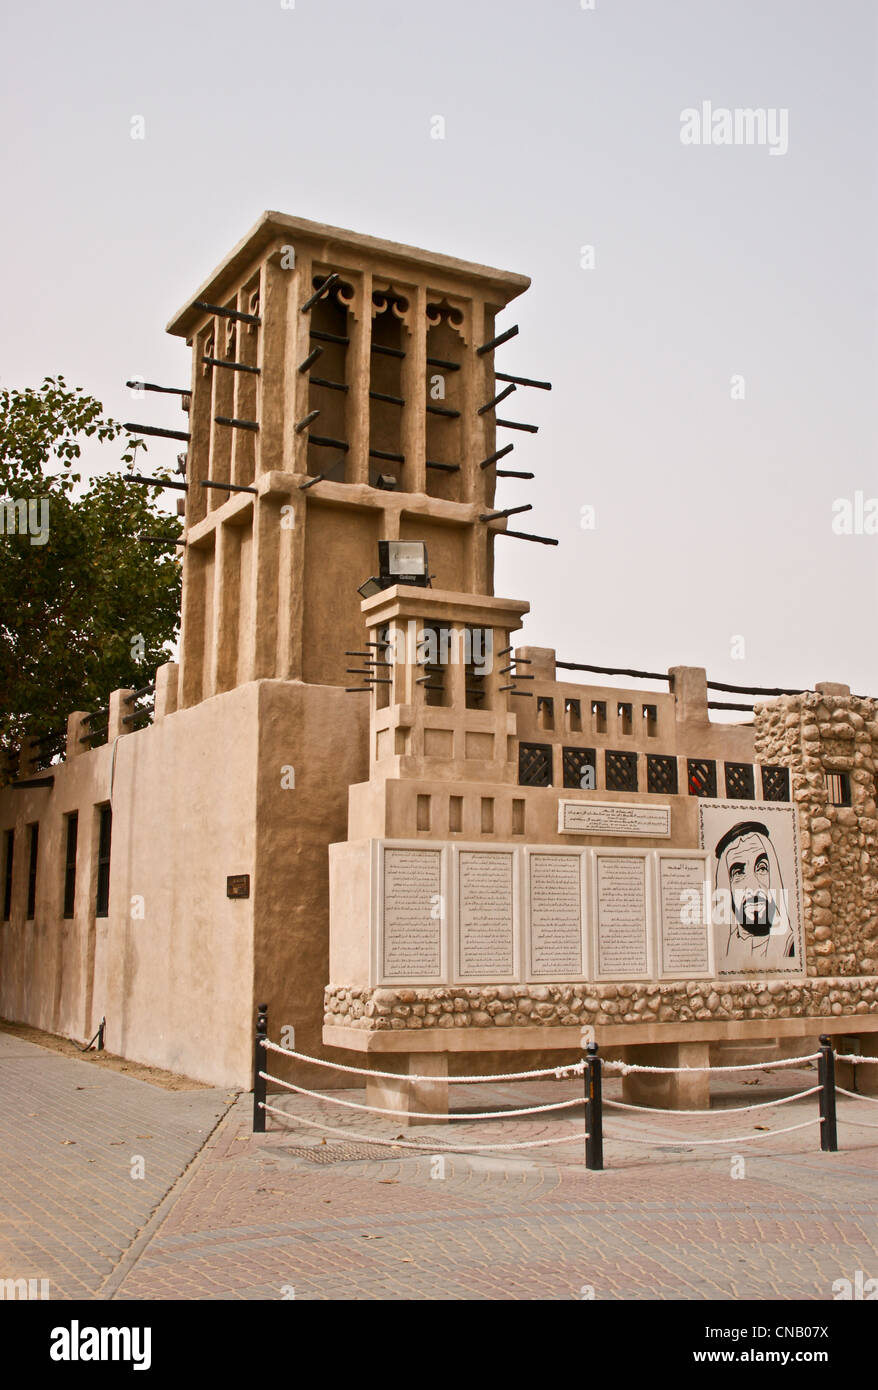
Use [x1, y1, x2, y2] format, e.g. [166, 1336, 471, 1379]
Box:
[0, 376, 182, 776]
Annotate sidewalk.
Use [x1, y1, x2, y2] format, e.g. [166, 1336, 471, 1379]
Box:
[0, 1031, 233, 1298]
[105, 1064, 878, 1301]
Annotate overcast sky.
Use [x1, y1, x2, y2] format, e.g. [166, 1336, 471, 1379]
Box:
[2, 0, 875, 702]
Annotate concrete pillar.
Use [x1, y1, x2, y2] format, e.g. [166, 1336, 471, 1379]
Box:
[66, 711, 89, 760]
[621, 1041, 711, 1110]
[365, 1052, 449, 1127]
[154, 663, 179, 721]
[516, 647, 556, 681]
[347, 269, 372, 486]
[402, 284, 427, 496]
[669, 666, 709, 724]
[107, 689, 135, 741]
[852, 1034, 878, 1097]
[18, 737, 39, 779]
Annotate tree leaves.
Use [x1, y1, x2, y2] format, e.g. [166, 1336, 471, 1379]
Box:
[0, 378, 181, 771]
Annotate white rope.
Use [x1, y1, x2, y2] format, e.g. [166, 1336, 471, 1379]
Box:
[603, 1053, 819, 1076]
[836, 1086, 878, 1106]
[603, 1086, 820, 1117]
[836, 1053, 878, 1065]
[835, 1115, 878, 1131]
[259, 1101, 587, 1152]
[604, 1117, 820, 1147]
[259, 1070, 582, 1122]
[262, 1039, 584, 1085]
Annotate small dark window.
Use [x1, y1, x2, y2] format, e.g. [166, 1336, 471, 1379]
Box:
[465, 626, 490, 709]
[617, 702, 633, 734]
[826, 771, 851, 807]
[647, 754, 678, 795]
[591, 700, 607, 733]
[2, 829, 13, 921]
[518, 742, 553, 787]
[565, 698, 582, 732]
[26, 823, 39, 920]
[374, 623, 391, 710]
[418, 625, 448, 707]
[642, 704, 658, 736]
[537, 696, 554, 730]
[563, 746, 597, 789]
[725, 762, 755, 800]
[606, 749, 638, 792]
[96, 805, 112, 917]
[688, 759, 717, 798]
[63, 813, 79, 918]
[761, 766, 790, 802]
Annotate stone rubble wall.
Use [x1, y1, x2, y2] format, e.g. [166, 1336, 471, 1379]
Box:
[324, 978, 878, 1030]
[754, 692, 878, 977]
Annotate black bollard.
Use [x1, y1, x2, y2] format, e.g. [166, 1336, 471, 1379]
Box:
[253, 1003, 268, 1133]
[818, 1034, 838, 1152]
[585, 1042, 604, 1171]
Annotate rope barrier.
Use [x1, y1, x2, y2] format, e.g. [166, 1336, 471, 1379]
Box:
[263, 1039, 585, 1085]
[836, 1054, 878, 1065]
[604, 1118, 820, 1147]
[836, 1086, 878, 1109]
[259, 1070, 583, 1122]
[603, 1086, 820, 1117]
[603, 1054, 819, 1076]
[260, 1101, 587, 1153]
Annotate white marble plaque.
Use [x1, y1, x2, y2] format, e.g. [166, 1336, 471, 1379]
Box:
[457, 850, 515, 978]
[382, 848, 442, 979]
[595, 854, 649, 977]
[528, 853, 584, 977]
[559, 799, 671, 838]
[659, 855, 711, 976]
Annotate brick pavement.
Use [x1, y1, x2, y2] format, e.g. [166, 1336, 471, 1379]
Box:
[0, 1032, 233, 1299]
[104, 1061, 878, 1301]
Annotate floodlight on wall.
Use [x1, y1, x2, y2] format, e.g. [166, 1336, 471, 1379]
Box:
[357, 577, 384, 600]
[378, 541, 430, 586]
[356, 541, 431, 600]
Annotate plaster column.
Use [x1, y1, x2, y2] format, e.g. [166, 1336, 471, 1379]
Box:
[669, 666, 709, 724]
[107, 689, 135, 741]
[153, 663, 179, 721]
[621, 1041, 711, 1110]
[852, 1033, 878, 1096]
[66, 712, 90, 760]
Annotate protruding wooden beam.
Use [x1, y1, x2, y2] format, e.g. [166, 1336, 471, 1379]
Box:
[477, 324, 519, 355]
[194, 299, 261, 325]
[124, 422, 190, 442]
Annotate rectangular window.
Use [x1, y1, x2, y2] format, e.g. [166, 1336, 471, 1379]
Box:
[63, 813, 79, 918]
[26, 823, 39, 920]
[687, 759, 717, 798]
[562, 746, 597, 789]
[537, 696, 554, 730]
[647, 754, 678, 795]
[761, 765, 790, 802]
[725, 762, 755, 800]
[2, 830, 13, 921]
[825, 771, 851, 807]
[605, 749, 638, 792]
[591, 700, 607, 733]
[617, 702, 633, 734]
[565, 698, 582, 732]
[642, 704, 658, 736]
[518, 742, 553, 787]
[96, 805, 112, 917]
